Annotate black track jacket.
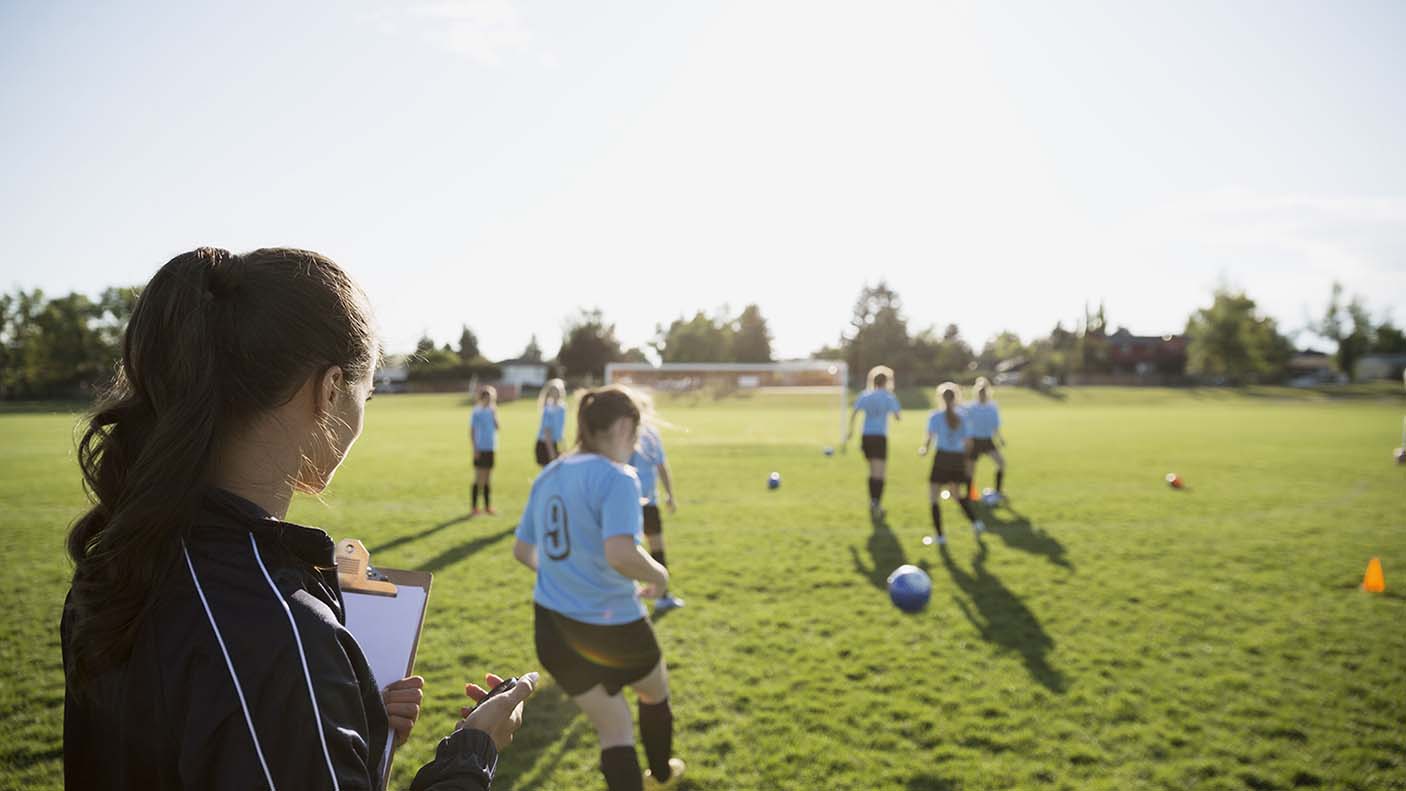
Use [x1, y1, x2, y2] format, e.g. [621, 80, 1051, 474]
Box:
[62, 490, 497, 790]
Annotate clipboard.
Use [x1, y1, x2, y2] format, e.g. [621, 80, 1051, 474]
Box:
[336, 539, 433, 789]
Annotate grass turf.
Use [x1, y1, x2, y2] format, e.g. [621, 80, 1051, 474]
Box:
[2, 387, 1404, 790]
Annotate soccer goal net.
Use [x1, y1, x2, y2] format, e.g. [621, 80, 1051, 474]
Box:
[604, 360, 850, 445]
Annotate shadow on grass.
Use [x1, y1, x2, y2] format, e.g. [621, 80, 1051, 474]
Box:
[420, 526, 516, 573]
[940, 541, 1067, 693]
[493, 683, 592, 790]
[850, 511, 930, 591]
[1030, 387, 1068, 401]
[984, 506, 1073, 571]
[370, 513, 475, 556]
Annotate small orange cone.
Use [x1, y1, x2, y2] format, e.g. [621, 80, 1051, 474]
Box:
[969, 482, 979, 502]
[1362, 557, 1385, 593]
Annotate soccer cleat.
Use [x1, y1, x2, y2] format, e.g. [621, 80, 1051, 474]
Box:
[935, 534, 947, 546]
[870, 502, 886, 519]
[485, 507, 497, 516]
[654, 595, 686, 612]
[644, 757, 687, 788]
[470, 508, 482, 517]
[973, 520, 986, 537]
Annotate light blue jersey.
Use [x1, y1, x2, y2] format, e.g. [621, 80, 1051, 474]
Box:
[539, 403, 566, 444]
[927, 408, 969, 453]
[470, 406, 497, 450]
[629, 427, 667, 506]
[964, 401, 1000, 439]
[854, 389, 901, 436]
[515, 454, 646, 625]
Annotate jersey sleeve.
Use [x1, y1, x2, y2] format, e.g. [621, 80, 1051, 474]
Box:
[514, 483, 538, 544]
[992, 405, 1001, 430]
[926, 411, 939, 434]
[601, 468, 644, 540]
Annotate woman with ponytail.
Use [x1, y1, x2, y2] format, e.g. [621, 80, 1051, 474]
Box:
[512, 385, 685, 790]
[63, 247, 535, 790]
[965, 376, 1007, 501]
[918, 382, 984, 545]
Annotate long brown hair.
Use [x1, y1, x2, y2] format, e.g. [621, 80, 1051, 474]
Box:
[938, 381, 962, 430]
[574, 385, 641, 454]
[66, 247, 376, 684]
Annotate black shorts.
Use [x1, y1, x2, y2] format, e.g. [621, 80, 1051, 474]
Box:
[642, 504, 662, 536]
[534, 440, 559, 466]
[861, 435, 888, 461]
[929, 451, 968, 484]
[473, 451, 495, 469]
[534, 604, 662, 697]
[968, 438, 997, 459]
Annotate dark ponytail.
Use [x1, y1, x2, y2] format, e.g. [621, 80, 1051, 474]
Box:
[575, 385, 641, 453]
[66, 247, 376, 684]
[938, 381, 961, 430]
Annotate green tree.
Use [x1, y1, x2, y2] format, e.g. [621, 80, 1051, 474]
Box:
[557, 308, 624, 381]
[977, 331, 1026, 370]
[1311, 282, 1374, 381]
[844, 281, 912, 382]
[1373, 318, 1406, 354]
[1185, 288, 1293, 384]
[732, 304, 773, 363]
[457, 325, 480, 364]
[653, 311, 732, 363]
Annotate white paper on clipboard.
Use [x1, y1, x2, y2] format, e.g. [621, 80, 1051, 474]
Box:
[337, 539, 433, 787]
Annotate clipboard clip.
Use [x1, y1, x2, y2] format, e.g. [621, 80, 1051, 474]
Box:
[336, 538, 398, 597]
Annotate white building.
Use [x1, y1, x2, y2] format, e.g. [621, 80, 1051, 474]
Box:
[497, 358, 550, 389]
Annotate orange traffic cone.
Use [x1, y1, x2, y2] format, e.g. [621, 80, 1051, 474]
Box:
[1362, 557, 1385, 593]
[969, 482, 979, 502]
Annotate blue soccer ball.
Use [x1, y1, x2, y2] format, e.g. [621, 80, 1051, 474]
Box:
[767, 471, 781, 489]
[886, 564, 932, 613]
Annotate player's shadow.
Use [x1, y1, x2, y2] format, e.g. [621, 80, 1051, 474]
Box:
[983, 507, 1073, 571]
[940, 541, 1067, 693]
[491, 683, 592, 790]
[850, 511, 930, 591]
[419, 526, 516, 573]
[369, 513, 474, 556]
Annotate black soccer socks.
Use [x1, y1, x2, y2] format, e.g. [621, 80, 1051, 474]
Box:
[639, 698, 674, 782]
[650, 550, 668, 596]
[958, 495, 978, 523]
[471, 484, 480, 509]
[600, 745, 643, 791]
[996, 469, 1005, 493]
[868, 477, 885, 504]
[930, 503, 944, 536]
[483, 484, 491, 509]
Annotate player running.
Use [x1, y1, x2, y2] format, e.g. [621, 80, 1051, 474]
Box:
[965, 377, 1007, 502]
[919, 382, 983, 544]
[845, 365, 901, 518]
[512, 385, 685, 790]
[470, 385, 500, 515]
[630, 393, 683, 613]
[536, 378, 568, 467]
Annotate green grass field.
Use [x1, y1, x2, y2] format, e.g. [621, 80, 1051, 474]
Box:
[3, 388, 1405, 790]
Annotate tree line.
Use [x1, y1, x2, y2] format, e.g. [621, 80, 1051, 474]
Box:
[2, 280, 1402, 399]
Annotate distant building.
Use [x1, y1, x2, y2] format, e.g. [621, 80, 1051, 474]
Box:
[1355, 353, 1406, 382]
[373, 364, 409, 393]
[497, 358, 550, 389]
[1106, 328, 1186, 376]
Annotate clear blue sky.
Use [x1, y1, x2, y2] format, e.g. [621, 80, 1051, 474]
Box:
[2, 0, 1403, 360]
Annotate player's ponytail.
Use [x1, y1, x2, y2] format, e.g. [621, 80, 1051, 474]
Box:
[938, 381, 961, 430]
[538, 378, 566, 411]
[66, 247, 377, 685]
[575, 385, 641, 454]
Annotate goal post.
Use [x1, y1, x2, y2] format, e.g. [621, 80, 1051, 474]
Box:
[604, 360, 850, 445]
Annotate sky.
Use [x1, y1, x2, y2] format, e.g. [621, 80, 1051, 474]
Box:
[2, 0, 1403, 361]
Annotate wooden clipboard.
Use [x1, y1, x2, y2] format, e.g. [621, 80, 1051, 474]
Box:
[336, 539, 433, 789]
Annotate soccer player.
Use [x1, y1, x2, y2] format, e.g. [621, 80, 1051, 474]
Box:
[513, 385, 685, 790]
[630, 393, 682, 613]
[919, 382, 984, 543]
[536, 378, 567, 467]
[470, 385, 499, 515]
[965, 376, 1007, 501]
[845, 365, 902, 518]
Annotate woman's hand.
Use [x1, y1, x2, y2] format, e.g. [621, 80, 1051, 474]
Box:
[383, 675, 425, 747]
[665, 495, 677, 515]
[458, 672, 539, 750]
